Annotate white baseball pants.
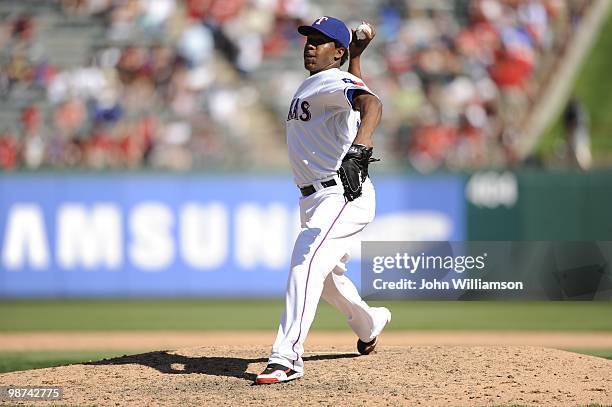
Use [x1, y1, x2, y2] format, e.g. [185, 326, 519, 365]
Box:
[268, 178, 386, 373]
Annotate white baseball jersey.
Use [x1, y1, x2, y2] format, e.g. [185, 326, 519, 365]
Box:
[286, 68, 377, 187]
[265, 67, 390, 375]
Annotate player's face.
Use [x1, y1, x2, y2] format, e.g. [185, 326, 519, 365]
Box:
[303, 32, 344, 74]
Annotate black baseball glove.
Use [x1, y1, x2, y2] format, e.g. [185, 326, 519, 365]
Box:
[337, 144, 379, 202]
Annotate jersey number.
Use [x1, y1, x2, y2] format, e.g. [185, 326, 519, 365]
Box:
[287, 98, 311, 122]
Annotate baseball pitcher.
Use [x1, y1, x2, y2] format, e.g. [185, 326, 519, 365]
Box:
[256, 16, 390, 384]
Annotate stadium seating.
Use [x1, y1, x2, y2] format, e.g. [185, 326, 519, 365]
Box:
[0, 0, 592, 171]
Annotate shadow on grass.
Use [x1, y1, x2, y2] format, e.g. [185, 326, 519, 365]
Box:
[86, 351, 359, 381]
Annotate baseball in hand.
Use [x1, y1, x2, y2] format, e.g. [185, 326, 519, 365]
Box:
[355, 23, 372, 40]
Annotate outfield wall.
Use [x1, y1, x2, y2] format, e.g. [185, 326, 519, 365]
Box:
[466, 170, 612, 240]
[1, 170, 611, 298]
[0, 173, 464, 297]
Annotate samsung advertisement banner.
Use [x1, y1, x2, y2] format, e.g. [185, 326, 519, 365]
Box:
[0, 174, 465, 297]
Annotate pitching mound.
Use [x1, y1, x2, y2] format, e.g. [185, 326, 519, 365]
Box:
[1, 345, 611, 406]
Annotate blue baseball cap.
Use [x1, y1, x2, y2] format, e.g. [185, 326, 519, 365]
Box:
[298, 16, 351, 49]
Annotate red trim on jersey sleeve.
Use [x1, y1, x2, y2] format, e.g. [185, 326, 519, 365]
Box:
[341, 78, 365, 87]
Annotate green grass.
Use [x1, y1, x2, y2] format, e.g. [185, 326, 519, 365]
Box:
[0, 300, 611, 331]
[565, 348, 612, 360]
[0, 350, 137, 374]
[538, 6, 612, 160]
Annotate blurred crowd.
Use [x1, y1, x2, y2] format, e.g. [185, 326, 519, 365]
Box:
[376, 0, 592, 171]
[0, 0, 594, 172]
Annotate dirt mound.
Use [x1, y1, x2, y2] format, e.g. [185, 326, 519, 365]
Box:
[0, 345, 611, 406]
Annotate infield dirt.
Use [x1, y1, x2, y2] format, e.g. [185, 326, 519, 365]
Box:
[1, 344, 611, 406]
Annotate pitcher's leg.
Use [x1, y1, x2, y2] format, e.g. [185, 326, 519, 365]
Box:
[321, 264, 391, 343]
[268, 262, 325, 372]
[268, 222, 348, 372]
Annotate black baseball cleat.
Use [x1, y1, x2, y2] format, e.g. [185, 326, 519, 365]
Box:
[357, 337, 378, 355]
[255, 363, 303, 384]
[357, 307, 391, 355]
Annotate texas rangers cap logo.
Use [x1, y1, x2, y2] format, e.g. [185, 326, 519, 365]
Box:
[297, 16, 351, 49]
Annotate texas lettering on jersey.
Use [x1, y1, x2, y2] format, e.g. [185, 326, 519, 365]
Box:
[286, 68, 378, 186]
[287, 98, 311, 122]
